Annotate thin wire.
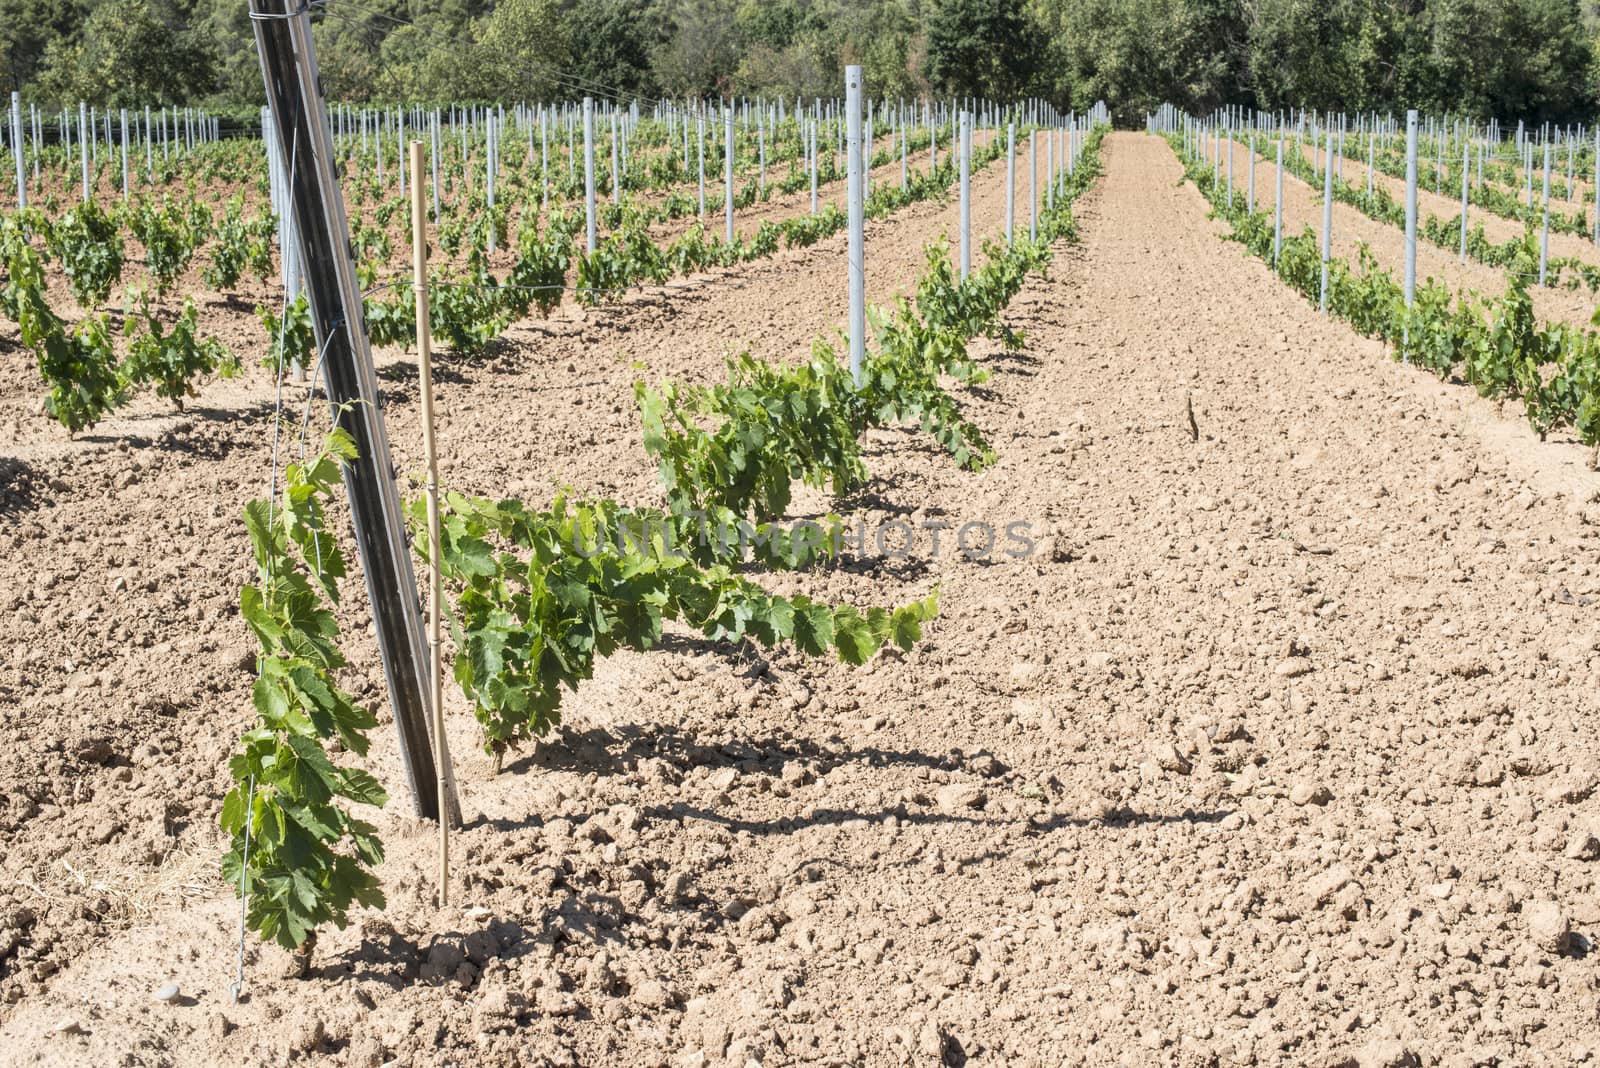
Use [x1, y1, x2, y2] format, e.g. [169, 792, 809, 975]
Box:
[233, 90, 302, 1009]
[347, 139, 1002, 306]
[297, 327, 339, 471]
[353, 206, 951, 304]
[246, 0, 318, 21]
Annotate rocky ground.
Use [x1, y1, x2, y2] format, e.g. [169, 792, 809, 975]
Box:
[1, 132, 1598, 1067]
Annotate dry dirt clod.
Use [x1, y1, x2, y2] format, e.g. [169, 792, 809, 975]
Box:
[1309, 864, 1358, 907]
[935, 783, 986, 814]
[1356, 1038, 1420, 1068]
[1563, 826, 1600, 860]
[289, 1015, 327, 1054]
[632, 979, 675, 1009]
[1289, 782, 1333, 806]
[1525, 900, 1571, 956]
[1275, 656, 1314, 678]
[1151, 742, 1192, 775]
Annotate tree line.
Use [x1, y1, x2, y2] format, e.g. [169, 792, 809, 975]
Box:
[2, 0, 1598, 125]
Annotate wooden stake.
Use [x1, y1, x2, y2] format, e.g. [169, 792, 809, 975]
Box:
[409, 139, 455, 907]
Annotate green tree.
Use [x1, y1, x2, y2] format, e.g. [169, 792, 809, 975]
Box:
[1, 0, 1595, 126]
[731, 0, 837, 98]
[36, 0, 217, 105]
[925, 0, 1037, 100]
[839, 0, 926, 101]
[565, 0, 663, 99]
[468, 0, 571, 99]
[1043, 0, 1245, 122]
[1, 0, 78, 94]
[1424, 0, 1592, 121]
[654, 0, 741, 95]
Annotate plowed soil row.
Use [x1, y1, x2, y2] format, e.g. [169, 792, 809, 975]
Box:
[1, 133, 1597, 1068]
[1221, 137, 1600, 334]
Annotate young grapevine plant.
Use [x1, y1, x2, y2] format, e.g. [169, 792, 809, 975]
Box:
[204, 196, 275, 293]
[3, 233, 123, 434]
[47, 198, 124, 310]
[637, 348, 870, 522]
[413, 491, 939, 764]
[128, 196, 202, 294]
[122, 292, 237, 410]
[259, 294, 316, 371]
[221, 429, 388, 952]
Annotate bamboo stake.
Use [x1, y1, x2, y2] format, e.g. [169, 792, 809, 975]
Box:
[409, 140, 454, 907]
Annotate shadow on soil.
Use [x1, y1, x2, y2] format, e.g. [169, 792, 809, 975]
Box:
[496, 715, 953, 783]
[75, 398, 281, 462]
[487, 717, 1230, 837]
[0, 456, 54, 518]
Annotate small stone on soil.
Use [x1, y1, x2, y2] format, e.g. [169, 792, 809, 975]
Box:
[1290, 782, 1333, 806]
[1525, 900, 1570, 955]
[935, 783, 986, 814]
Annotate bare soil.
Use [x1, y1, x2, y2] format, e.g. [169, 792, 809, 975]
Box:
[2, 132, 1598, 1067]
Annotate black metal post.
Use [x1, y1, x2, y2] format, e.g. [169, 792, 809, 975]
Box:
[250, 0, 458, 823]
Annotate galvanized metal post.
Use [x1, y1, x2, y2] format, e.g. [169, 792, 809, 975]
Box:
[1225, 114, 1233, 202]
[1540, 142, 1551, 285]
[845, 66, 865, 384]
[1247, 129, 1255, 212]
[724, 107, 734, 245]
[431, 112, 441, 218]
[1320, 126, 1333, 313]
[1273, 136, 1283, 265]
[119, 109, 128, 200]
[1404, 110, 1418, 307]
[1367, 125, 1375, 196]
[11, 92, 25, 210]
[249, 0, 456, 823]
[900, 113, 908, 191]
[1046, 123, 1054, 210]
[1029, 130, 1037, 241]
[583, 97, 596, 254]
[959, 111, 971, 279]
[1005, 122, 1015, 245]
[809, 118, 818, 215]
[484, 111, 494, 253]
[79, 101, 89, 200]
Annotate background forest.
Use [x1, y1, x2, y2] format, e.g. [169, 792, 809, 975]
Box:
[2, 0, 1598, 124]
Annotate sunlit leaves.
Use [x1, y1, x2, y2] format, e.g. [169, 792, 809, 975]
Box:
[417, 493, 941, 760]
[222, 432, 387, 951]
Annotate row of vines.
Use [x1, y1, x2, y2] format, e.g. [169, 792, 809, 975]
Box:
[1169, 130, 1600, 454]
[217, 125, 1107, 954]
